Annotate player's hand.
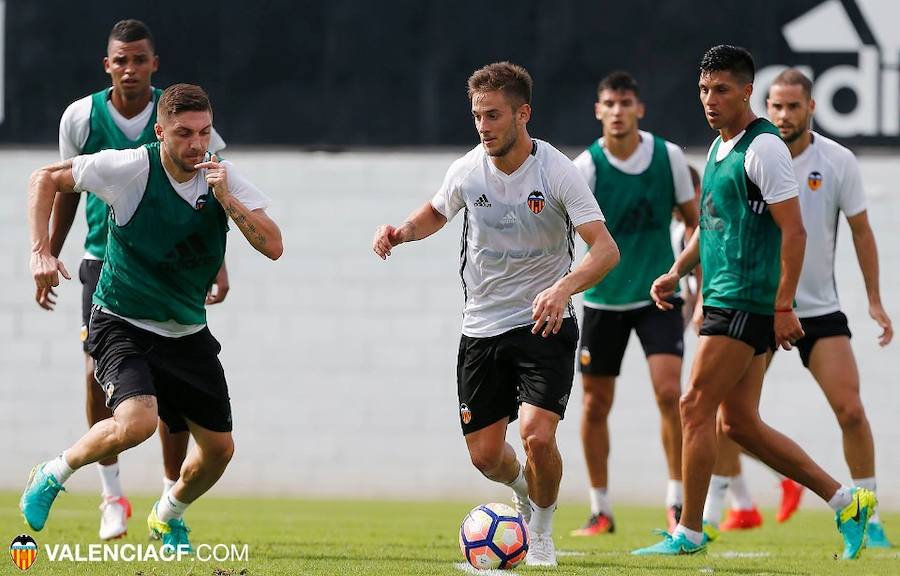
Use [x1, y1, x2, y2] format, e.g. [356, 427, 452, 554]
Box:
[372, 225, 405, 260]
[30, 251, 70, 292]
[650, 272, 679, 310]
[691, 297, 704, 335]
[531, 284, 569, 337]
[35, 285, 58, 311]
[775, 310, 804, 351]
[196, 154, 229, 200]
[869, 302, 893, 347]
[206, 264, 230, 305]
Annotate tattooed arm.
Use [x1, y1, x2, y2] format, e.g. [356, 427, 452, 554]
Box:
[29, 160, 77, 290]
[197, 155, 283, 260]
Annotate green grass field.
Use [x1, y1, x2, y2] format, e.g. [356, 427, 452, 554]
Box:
[2, 491, 897, 575]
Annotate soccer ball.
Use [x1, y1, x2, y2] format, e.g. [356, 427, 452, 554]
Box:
[459, 502, 529, 570]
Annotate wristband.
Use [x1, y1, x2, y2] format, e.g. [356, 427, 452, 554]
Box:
[774, 308, 793, 314]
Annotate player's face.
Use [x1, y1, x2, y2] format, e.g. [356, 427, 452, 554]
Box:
[595, 89, 644, 138]
[156, 110, 213, 173]
[699, 71, 752, 131]
[471, 90, 530, 158]
[104, 39, 158, 99]
[767, 84, 815, 144]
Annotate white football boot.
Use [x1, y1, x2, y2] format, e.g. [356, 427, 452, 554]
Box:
[99, 496, 132, 540]
[525, 532, 557, 566]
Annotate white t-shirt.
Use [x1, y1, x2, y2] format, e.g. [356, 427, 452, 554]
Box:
[791, 132, 867, 317]
[708, 129, 799, 205]
[71, 147, 270, 337]
[60, 89, 228, 260]
[572, 130, 695, 206]
[431, 139, 605, 338]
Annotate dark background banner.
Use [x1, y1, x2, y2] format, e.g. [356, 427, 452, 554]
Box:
[2, 0, 896, 148]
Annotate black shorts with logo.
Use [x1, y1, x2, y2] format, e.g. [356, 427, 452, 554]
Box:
[87, 307, 232, 433]
[699, 306, 775, 355]
[795, 311, 852, 367]
[457, 318, 578, 435]
[578, 301, 684, 376]
[79, 259, 103, 352]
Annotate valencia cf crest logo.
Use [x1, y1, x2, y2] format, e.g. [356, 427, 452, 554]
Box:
[460, 403, 472, 425]
[195, 193, 209, 210]
[807, 171, 823, 191]
[580, 347, 592, 367]
[527, 191, 545, 214]
[10, 534, 37, 571]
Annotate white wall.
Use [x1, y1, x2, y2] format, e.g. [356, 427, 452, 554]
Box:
[1, 149, 897, 510]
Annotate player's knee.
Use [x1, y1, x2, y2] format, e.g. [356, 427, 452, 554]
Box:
[720, 414, 755, 445]
[469, 450, 503, 475]
[582, 392, 612, 423]
[208, 436, 235, 469]
[835, 401, 867, 431]
[118, 416, 157, 448]
[655, 385, 681, 414]
[521, 431, 554, 459]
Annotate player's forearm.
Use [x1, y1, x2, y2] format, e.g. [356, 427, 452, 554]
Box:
[851, 227, 882, 305]
[774, 228, 806, 310]
[49, 192, 80, 257]
[558, 236, 620, 296]
[28, 169, 64, 255]
[219, 195, 283, 260]
[395, 202, 447, 244]
[671, 231, 701, 278]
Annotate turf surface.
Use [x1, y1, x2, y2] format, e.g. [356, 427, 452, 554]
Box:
[1, 491, 897, 575]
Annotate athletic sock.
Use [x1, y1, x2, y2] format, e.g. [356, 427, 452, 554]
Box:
[505, 464, 530, 504]
[162, 477, 177, 503]
[703, 475, 730, 525]
[44, 452, 75, 484]
[729, 474, 755, 510]
[673, 524, 704, 546]
[827, 485, 853, 512]
[157, 490, 190, 523]
[589, 487, 611, 516]
[97, 462, 123, 499]
[528, 498, 555, 535]
[666, 480, 684, 507]
[853, 477, 881, 523]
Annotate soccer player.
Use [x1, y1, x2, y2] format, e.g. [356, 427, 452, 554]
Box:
[36, 19, 229, 541]
[569, 71, 698, 536]
[372, 62, 619, 566]
[702, 68, 894, 546]
[632, 45, 875, 560]
[21, 83, 282, 553]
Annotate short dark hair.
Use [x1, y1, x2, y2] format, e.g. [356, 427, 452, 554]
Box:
[158, 83, 211, 120]
[770, 68, 813, 99]
[467, 62, 532, 107]
[108, 19, 155, 52]
[597, 71, 640, 99]
[699, 45, 755, 84]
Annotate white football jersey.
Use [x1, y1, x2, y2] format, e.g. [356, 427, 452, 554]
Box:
[432, 139, 605, 338]
[793, 132, 867, 318]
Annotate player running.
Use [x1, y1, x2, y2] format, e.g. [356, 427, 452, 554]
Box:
[373, 62, 619, 566]
[569, 71, 698, 536]
[632, 45, 876, 560]
[40, 19, 228, 541]
[702, 68, 893, 546]
[22, 84, 282, 553]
